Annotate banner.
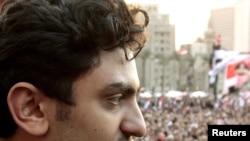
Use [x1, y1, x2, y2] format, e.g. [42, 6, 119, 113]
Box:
[223, 55, 250, 94]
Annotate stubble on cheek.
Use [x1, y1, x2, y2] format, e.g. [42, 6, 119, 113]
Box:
[55, 103, 71, 121]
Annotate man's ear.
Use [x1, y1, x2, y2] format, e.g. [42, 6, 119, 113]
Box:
[7, 82, 49, 136]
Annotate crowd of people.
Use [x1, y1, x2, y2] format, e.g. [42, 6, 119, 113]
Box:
[134, 92, 250, 141]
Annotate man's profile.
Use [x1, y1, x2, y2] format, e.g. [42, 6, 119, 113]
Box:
[0, 0, 149, 140]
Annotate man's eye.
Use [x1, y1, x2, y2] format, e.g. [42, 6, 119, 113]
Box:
[108, 94, 123, 105]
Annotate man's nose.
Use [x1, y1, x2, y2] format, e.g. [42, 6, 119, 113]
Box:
[120, 100, 146, 137]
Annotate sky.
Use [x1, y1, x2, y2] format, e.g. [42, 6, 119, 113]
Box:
[125, 0, 237, 50]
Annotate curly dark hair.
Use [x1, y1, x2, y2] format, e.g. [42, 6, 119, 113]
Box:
[0, 0, 149, 138]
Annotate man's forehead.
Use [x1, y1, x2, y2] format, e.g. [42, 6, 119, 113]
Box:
[100, 48, 129, 64]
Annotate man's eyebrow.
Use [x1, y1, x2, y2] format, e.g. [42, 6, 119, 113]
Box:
[105, 82, 140, 94]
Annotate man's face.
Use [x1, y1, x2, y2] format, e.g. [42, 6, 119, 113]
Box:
[51, 48, 146, 141]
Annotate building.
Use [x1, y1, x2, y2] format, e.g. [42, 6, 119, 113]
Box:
[210, 7, 234, 50]
[210, 0, 250, 52]
[131, 3, 176, 93]
[234, 0, 250, 52]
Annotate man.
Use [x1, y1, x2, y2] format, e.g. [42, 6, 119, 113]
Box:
[235, 62, 250, 88]
[0, 0, 149, 140]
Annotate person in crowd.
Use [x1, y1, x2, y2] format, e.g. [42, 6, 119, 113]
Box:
[0, 0, 149, 140]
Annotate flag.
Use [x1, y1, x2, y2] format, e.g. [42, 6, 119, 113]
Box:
[177, 48, 188, 55]
[208, 50, 239, 85]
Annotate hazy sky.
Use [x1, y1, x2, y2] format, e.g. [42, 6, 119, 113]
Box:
[125, 0, 237, 49]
